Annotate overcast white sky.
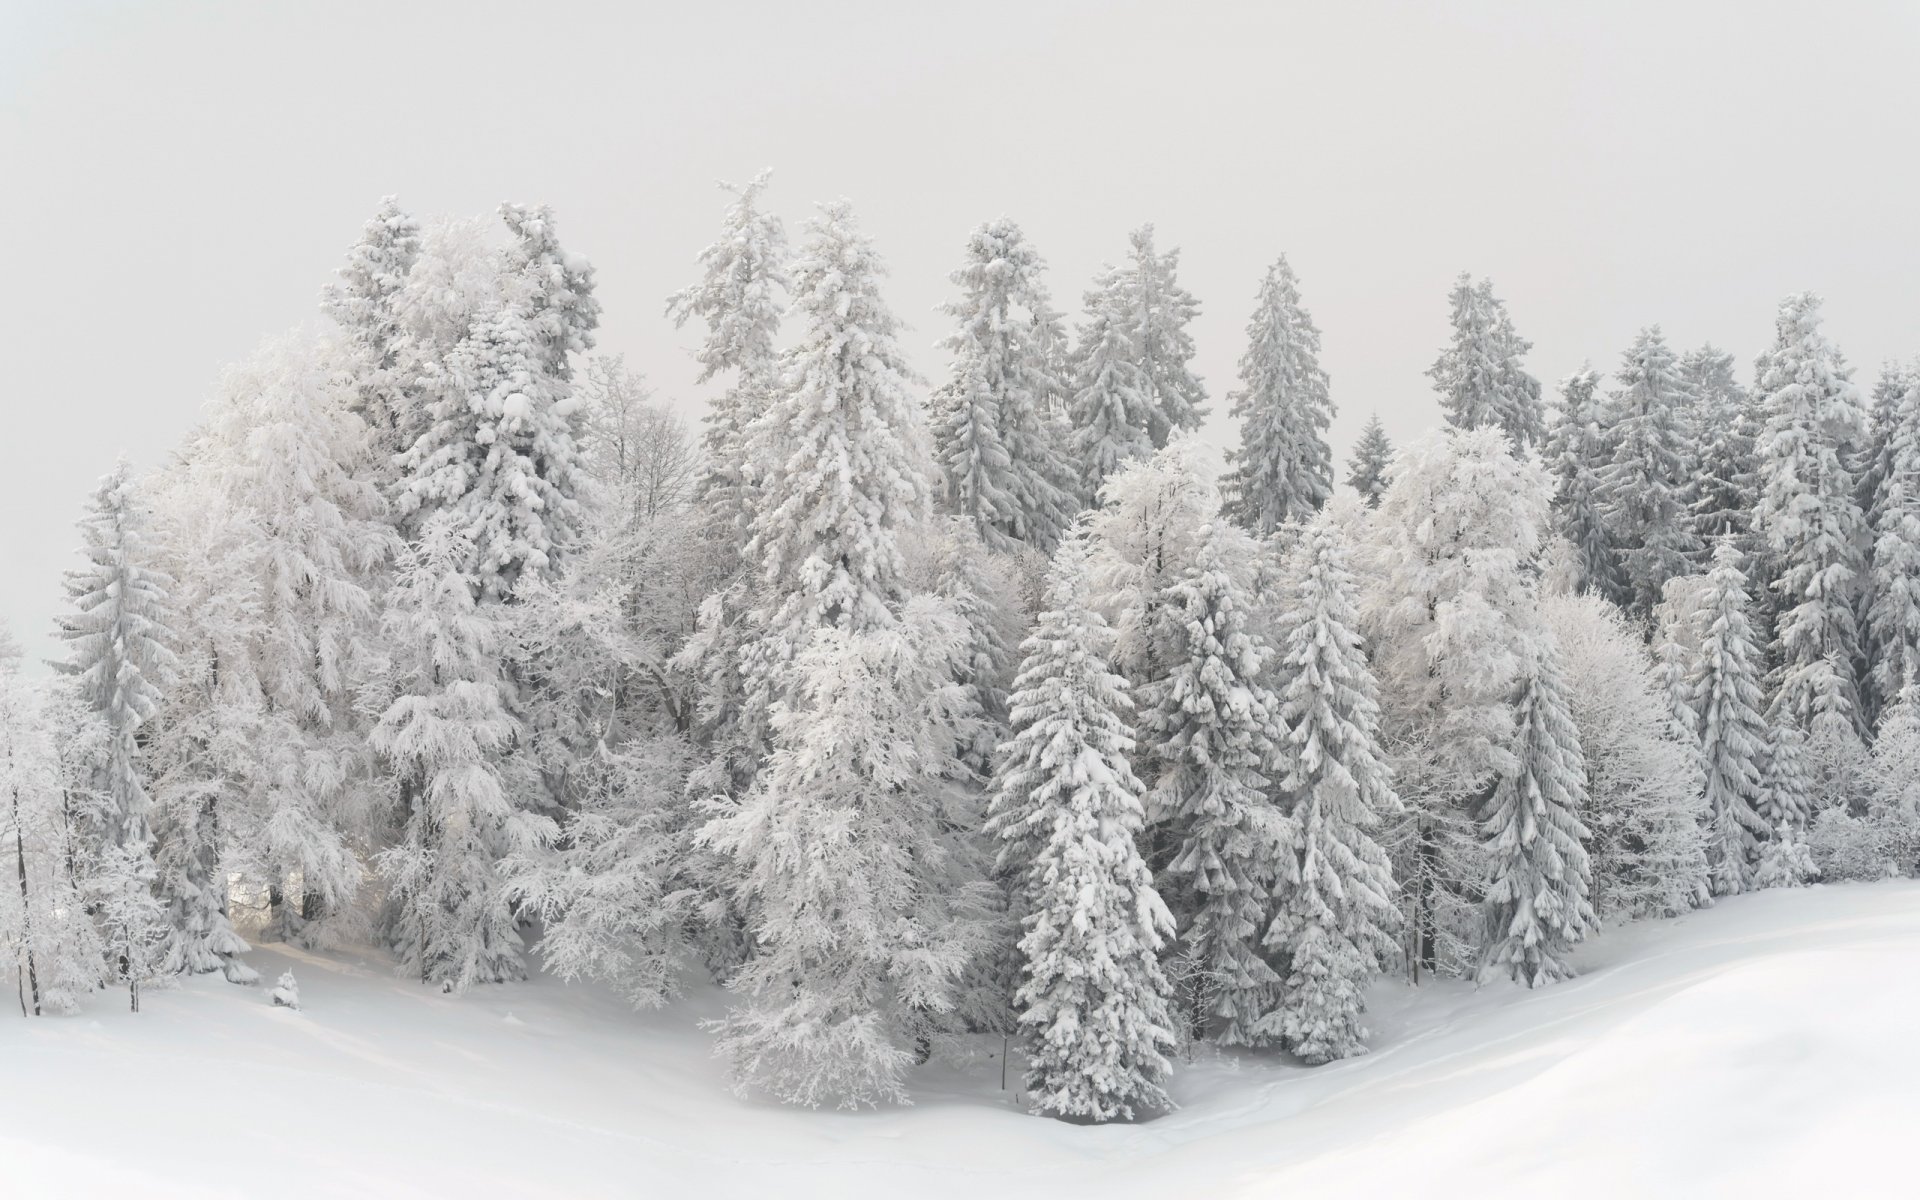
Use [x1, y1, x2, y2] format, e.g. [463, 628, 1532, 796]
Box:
[5, 0, 1919, 665]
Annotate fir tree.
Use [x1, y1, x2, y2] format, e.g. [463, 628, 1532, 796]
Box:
[1478, 646, 1595, 987]
[666, 170, 788, 548]
[1068, 267, 1155, 499]
[1125, 225, 1208, 449]
[1687, 541, 1774, 896]
[1345, 413, 1392, 508]
[1222, 256, 1334, 534]
[1256, 521, 1399, 1062]
[1598, 327, 1700, 615]
[1428, 275, 1543, 450]
[988, 530, 1177, 1122]
[322, 195, 422, 457]
[1867, 374, 1920, 721]
[1143, 524, 1291, 1046]
[931, 219, 1077, 552]
[1547, 366, 1629, 605]
[1681, 345, 1758, 549]
[499, 202, 600, 383]
[1754, 293, 1869, 741]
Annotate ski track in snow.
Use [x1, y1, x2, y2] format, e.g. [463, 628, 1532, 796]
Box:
[4, 881, 1917, 1199]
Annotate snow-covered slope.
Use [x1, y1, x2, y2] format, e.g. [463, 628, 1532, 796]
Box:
[5, 882, 1916, 1199]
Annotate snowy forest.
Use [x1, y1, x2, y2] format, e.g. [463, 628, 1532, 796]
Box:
[8, 175, 1920, 1125]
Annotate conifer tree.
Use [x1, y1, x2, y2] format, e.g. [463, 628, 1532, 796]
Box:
[1125, 225, 1208, 449]
[931, 219, 1077, 552]
[1256, 521, 1399, 1062]
[1759, 721, 1813, 830]
[1867, 374, 1920, 721]
[1345, 413, 1392, 508]
[322, 195, 422, 456]
[1222, 255, 1334, 534]
[988, 530, 1177, 1122]
[1478, 646, 1595, 987]
[1069, 267, 1156, 499]
[1547, 366, 1629, 605]
[499, 202, 601, 383]
[1598, 327, 1700, 615]
[1143, 524, 1290, 1046]
[666, 171, 788, 548]
[1681, 345, 1758, 549]
[1858, 363, 1910, 530]
[1754, 293, 1869, 740]
[1688, 541, 1774, 895]
[1428, 275, 1543, 449]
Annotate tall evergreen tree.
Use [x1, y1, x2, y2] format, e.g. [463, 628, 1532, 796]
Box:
[499, 202, 601, 384]
[1681, 345, 1759, 550]
[1257, 521, 1399, 1062]
[931, 219, 1077, 552]
[1857, 362, 1910, 530]
[1222, 255, 1334, 534]
[666, 170, 788, 548]
[1345, 413, 1392, 508]
[1143, 524, 1291, 1046]
[987, 530, 1177, 1122]
[1598, 326, 1700, 615]
[1868, 374, 1920, 717]
[1547, 366, 1629, 605]
[1478, 645, 1595, 987]
[1068, 267, 1156, 500]
[322, 195, 422, 459]
[1125, 225, 1208, 449]
[1428, 275, 1543, 449]
[1687, 541, 1773, 896]
[1754, 293, 1869, 740]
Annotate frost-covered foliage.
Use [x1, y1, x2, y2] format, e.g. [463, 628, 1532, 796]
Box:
[1258, 521, 1398, 1061]
[904, 518, 1029, 773]
[1599, 327, 1700, 615]
[1345, 413, 1392, 509]
[323, 195, 422, 455]
[1684, 543, 1775, 896]
[1478, 647, 1595, 987]
[1866, 373, 1920, 715]
[703, 599, 992, 1109]
[988, 531, 1176, 1121]
[1428, 275, 1543, 450]
[1142, 523, 1290, 1046]
[1543, 593, 1708, 918]
[1361, 427, 1552, 978]
[1754, 293, 1869, 742]
[1546, 366, 1628, 606]
[577, 356, 696, 525]
[1752, 822, 1818, 889]
[1681, 345, 1758, 549]
[666, 171, 787, 548]
[373, 518, 553, 991]
[931, 219, 1077, 552]
[1222, 255, 1334, 534]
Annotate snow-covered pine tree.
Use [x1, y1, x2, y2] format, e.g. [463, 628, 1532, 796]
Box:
[499, 202, 600, 384]
[1478, 644, 1595, 987]
[1221, 255, 1334, 535]
[906, 517, 1028, 774]
[1546, 366, 1629, 605]
[987, 529, 1177, 1121]
[1598, 326, 1700, 615]
[1143, 523, 1291, 1046]
[932, 219, 1077, 553]
[1867, 373, 1920, 723]
[1256, 520, 1399, 1062]
[54, 457, 180, 849]
[1345, 413, 1392, 508]
[1685, 541, 1774, 896]
[1544, 592, 1709, 918]
[702, 597, 993, 1108]
[372, 516, 554, 990]
[1858, 362, 1911, 532]
[1125, 225, 1208, 450]
[322, 195, 422, 459]
[1068, 266, 1156, 500]
[1361, 427, 1553, 979]
[1681, 345, 1758, 551]
[92, 839, 169, 1012]
[1428, 275, 1544, 450]
[666, 170, 788, 549]
[1759, 720, 1813, 832]
[1754, 293, 1869, 742]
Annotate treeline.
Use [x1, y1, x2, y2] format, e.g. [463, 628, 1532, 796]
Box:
[3, 174, 1919, 1124]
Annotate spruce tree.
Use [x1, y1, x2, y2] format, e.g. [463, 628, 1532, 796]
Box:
[1598, 326, 1700, 615]
[1857, 363, 1910, 531]
[1867, 373, 1920, 721]
[1222, 255, 1334, 534]
[931, 218, 1077, 552]
[1754, 293, 1869, 740]
[499, 202, 601, 383]
[322, 195, 422, 458]
[1688, 541, 1774, 895]
[1478, 646, 1595, 987]
[988, 530, 1177, 1122]
[1547, 366, 1629, 605]
[1345, 413, 1392, 508]
[666, 170, 788, 548]
[1125, 225, 1208, 449]
[1068, 267, 1156, 499]
[1143, 523, 1290, 1046]
[1257, 521, 1399, 1062]
[1428, 275, 1543, 449]
[1681, 345, 1758, 550]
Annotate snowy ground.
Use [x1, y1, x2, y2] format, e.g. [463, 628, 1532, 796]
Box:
[5, 882, 1917, 1199]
